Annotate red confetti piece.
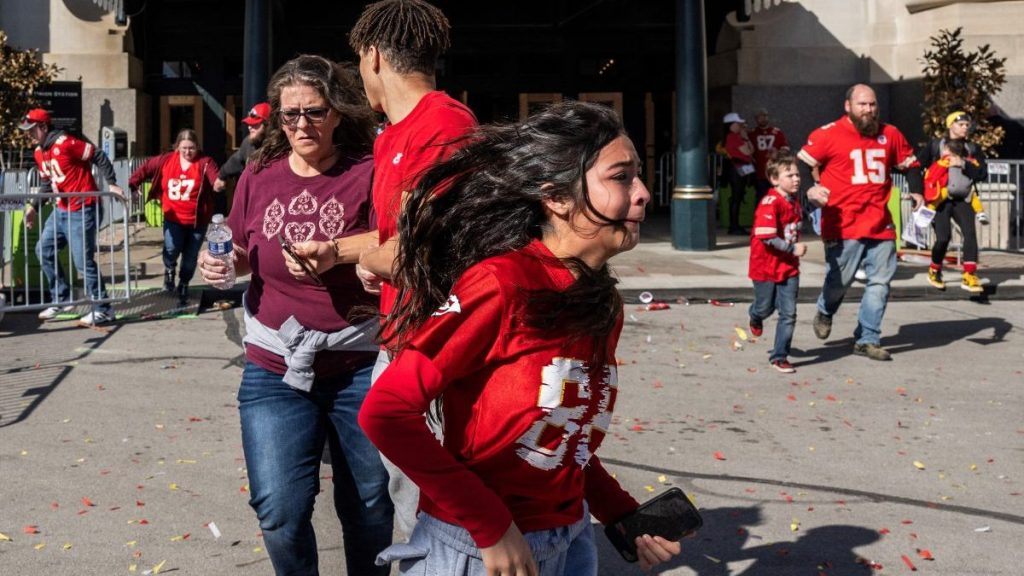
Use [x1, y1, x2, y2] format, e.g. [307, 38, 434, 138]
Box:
[826, 394, 837, 401]
[879, 528, 890, 535]
[708, 299, 734, 307]
[136, 500, 145, 507]
[630, 424, 645, 432]
[239, 486, 249, 493]
[81, 497, 95, 507]
[96, 385, 106, 391]
[23, 526, 40, 534]
[50, 502, 59, 510]
[138, 519, 149, 525]
[713, 451, 726, 461]
[77, 509, 89, 515]
[786, 394, 797, 401]
[646, 302, 670, 311]
[916, 549, 934, 560]
[182, 532, 191, 540]
[901, 519, 914, 525]
[901, 554, 917, 571]
[896, 387, 907, 396]
[653, 379, 664, 389]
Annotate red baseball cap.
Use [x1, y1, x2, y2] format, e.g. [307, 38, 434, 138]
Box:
[18, 108, 51, 130]
[242, 102, 271, 126]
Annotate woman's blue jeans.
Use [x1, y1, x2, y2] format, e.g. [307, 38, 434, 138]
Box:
[162, 220, 206, 285]
[239, 362, 394, 575]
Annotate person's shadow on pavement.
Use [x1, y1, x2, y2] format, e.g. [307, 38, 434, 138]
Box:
[792, 316, 1011, 367]
[597, 505, 881, 575]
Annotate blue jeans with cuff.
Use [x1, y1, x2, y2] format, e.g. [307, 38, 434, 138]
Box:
[239, 361, 393, 576]
[816, 238, 897, 346]
[750, 274, 799, 362]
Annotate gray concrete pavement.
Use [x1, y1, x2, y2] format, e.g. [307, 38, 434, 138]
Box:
[2, 219, 1022, 574]
[2, 294, 1021, 575]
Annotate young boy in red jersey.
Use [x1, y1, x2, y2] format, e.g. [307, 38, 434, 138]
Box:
[748, 151, 806, 373]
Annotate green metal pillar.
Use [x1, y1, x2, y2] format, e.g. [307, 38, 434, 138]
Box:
[671, 0, 715, 251]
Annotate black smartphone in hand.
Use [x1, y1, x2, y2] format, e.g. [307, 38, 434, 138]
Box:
[604, 487, 703, 563]
[278, 233, 323, 286]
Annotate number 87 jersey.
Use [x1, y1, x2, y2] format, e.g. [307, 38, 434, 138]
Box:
[798, 115, 917, 241]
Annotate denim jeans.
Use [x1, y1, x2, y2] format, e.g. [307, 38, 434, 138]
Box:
[816, 238, 896, 346]
[378, 503, 596, 576]
[239, 362, 393, 576]
[750, 275, 799, 362]
[35, 203, 110, 313]
[163, 220, 207, 285]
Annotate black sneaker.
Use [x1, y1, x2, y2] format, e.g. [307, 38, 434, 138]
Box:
[177, 283, 190, 306]
[749, 318, 763, 338]
[812, 312, 832, 340]
[853, 343, 891, 361]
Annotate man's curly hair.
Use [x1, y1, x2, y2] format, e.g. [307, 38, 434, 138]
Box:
[349, 0, 451, 75]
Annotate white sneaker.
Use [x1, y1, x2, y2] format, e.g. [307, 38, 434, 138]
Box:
[78, 310, 113, 326]
[38, 305, 75, 320]
[977, 212, 990, 225]
[854, 267, 868, 282]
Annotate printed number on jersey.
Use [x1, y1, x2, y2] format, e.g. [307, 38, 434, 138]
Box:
[42, 159, 68, 191]
[515, 357, 616, 471]
[849, 149, 886, 184]
[167, 179, 196, 201]
[756, 135, 776, 151]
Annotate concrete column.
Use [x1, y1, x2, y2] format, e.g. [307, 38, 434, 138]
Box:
[672, 0, 716, 251]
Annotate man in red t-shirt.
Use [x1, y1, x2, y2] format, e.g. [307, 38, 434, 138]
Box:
[798, 84, 924, 361]
[19, 108, 124, 326]
[749, 109, 790, 202]
[289, 0, 477, 537]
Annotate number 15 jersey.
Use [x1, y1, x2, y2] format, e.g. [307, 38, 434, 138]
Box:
[798, 115, 917, 241]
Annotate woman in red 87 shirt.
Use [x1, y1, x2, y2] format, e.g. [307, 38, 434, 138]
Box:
[129, 129, 221, 304]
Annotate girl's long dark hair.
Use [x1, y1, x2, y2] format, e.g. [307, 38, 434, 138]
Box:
[382, 101, 630, 364]
[251, 55, 376, 171]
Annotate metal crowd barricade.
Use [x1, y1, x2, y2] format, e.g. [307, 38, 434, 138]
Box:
[0, 188, 134, 315]
[896, 159, 1022, 253]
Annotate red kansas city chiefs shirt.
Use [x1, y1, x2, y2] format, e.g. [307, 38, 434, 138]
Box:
[34, 134, 100, 211]
[360, 239, 638, 548]
[749, 188, 802, 283]
[798, 116, 917, 241]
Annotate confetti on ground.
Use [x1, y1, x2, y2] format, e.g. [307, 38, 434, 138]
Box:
[23, 525, 40, 534]
[901, 554, 917, 571]
[33, 543, 45, 550]
[81, 497, 95, 507]
[144, 559, 167, 575]
[657, 475, 668, 484]
[913, 461, 926, 470]
[713, 451, 727, 461]
[0, 532, 11, 542]
[975, 526, 991, 532]
[734, 326, 748, 341]
[917, 549, 934, 560]
[207, 522, 222, 538]
[790, 518, 800, 532]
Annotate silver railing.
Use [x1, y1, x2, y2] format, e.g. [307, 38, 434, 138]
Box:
[893, 158, 1022, 252]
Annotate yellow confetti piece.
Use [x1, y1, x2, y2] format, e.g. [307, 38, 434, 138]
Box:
[76, 458, 86, 463]
[169, 483, 178, 491]
[21, 450, 29, 456]
[657, 475, 668, 484]
[790, 518, 801, 532]
[176, 459, 197, 464]
[253, 547, 264, 553]
[125, 540, 137, 547]
[734, 327, 749, 341]
[63, 418, 72, 423]
[170, 535, 185, 542]
[129, 563, 137, 572]
[970, 464, 978, 471]
[152, 559, 167, 574]
[0, 532, 11, 541]
[702, 354, 712, 359]
[644, 485, 655, 492]
[938, 472, 946, 480]
[34, 543, 46, 550]
[913, 461, 926, 470]
[808, 446, 816, 452]
[941, 495, 953, 501]
[62, 543, 73, 550]
[808, 401, 816, 407]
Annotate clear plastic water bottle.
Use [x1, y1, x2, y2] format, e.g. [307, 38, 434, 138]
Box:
[207, 213, 235, 289]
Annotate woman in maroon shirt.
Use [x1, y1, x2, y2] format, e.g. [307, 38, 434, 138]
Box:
[197, 55, 391, 576]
